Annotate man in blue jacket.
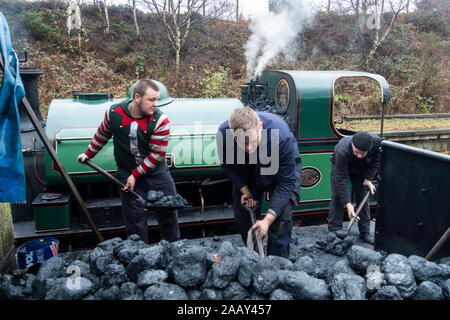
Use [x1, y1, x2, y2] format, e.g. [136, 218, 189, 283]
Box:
[216, 107, 302, 258]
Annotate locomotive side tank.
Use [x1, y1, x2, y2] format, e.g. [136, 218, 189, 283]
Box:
[45, 90, 243, 185]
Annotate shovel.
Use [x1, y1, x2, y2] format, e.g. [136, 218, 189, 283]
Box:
[85, 159, 146, 206]
[243, 201, 265, 258]
[347, 190, 372, 232]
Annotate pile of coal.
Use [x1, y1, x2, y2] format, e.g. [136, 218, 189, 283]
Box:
[315, 230, 354, 256]
[145, 190, 190, 208]
[1, 234, 449, 300]
[247, 94, 291, 123]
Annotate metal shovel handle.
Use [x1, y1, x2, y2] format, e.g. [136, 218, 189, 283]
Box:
[347, 190, 372, 232]
[85, 160, 145, 203]
[243, 201, 265, 257]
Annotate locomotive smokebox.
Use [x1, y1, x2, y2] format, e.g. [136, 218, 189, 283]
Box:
[240, 77, 264, 106]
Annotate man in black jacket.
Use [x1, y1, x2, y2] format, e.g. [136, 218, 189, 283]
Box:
[328, 131, 381, 244]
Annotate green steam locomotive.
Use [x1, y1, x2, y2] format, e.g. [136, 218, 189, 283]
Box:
[12, 69, 391, 244]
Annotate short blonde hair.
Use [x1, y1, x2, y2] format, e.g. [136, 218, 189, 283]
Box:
[229, 107, 260, 132]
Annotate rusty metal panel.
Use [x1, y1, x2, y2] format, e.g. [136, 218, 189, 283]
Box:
[375, 140, 450, 260]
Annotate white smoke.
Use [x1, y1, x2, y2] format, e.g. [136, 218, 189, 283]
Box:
[244, 0, 316, 79]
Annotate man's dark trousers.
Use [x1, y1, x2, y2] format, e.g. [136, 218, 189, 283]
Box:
[328, 169, 370, 233]
[118, 168, 180, 244]
[233, 187, 293, 259]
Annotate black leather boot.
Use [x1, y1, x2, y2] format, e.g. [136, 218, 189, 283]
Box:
[360, 232, 374, 245]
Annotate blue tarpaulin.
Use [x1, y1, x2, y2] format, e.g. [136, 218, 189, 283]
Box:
[0, 12, 26, 203]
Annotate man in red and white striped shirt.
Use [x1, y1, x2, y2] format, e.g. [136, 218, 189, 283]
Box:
[77, 79, 180, 243]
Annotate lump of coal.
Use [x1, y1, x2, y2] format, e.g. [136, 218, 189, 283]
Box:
[223, 282, 250, 300]
[248, 94, 290, 123]
[43, 276, 95, 300]
[114, 239, 147, 264]
[146, 190, 164, 202]
[22, 274, 36, 297]
[126, 244, 163, 282]
[326, 258, 357, 284]
[412, 281, 444, 300]
[137, 270, 168, 289]
[365, 267, 386, 296]
[212, 255, 240, 289]
[145, 190, 190, 208]
[201, 288, 223, 300]
[68, 260, 90, 277]
[252, 269, 279, 295]
[0, 275, 25, 300]
[331, 273, 367, 300]
[101, 264, 128, 287]
[381, 254, 416, 299]
[335, 230, 348, 239]
[237, 247, 260, 288]
[187, 289, 202, 300]
[170, 245, 207, 288]
[316, 232, 354, 256]
[218, 241, 240, 258]
[95, 285, 120, 300]
[32, 256, 65, 299]
[281, 271, 331, 300]
[408, 255, 450, 287]
[265, 255, 294, 271]
[294, 255, 314, 274]
[143, 282, 188, 300]
[89, 247, 114, 275]
[119, 282, 138, 300]
[441, 279, 450, 299]
[270, 288, 293, 300]
[439, 257, 450, 267]
[347, 245, 384, 275]
[97, 237, 123, 252]
[60, 277, 95, 300]
[371, 285, 403, 300]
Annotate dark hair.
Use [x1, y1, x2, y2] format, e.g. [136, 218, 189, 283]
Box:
[132, 78, 160, 99]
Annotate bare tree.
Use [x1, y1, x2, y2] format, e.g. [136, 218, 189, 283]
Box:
[141, 0, 210, 74]
[366, 0, 409, 63]
[104, 0, 110, 34]
[203, 0, 236, 20]
[350, 0, 360, 15]
[129, 0, 140, 37]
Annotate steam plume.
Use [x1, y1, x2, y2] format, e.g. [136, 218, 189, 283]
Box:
[244, 0, 316, 79]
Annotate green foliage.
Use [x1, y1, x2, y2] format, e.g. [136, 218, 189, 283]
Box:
[417, 96, 434, 114]
[408, 11, 449, 36]
[114, 51, 147, 78]
[113, 20, 128, 32]
[22, 11, 52, 39]
[200, 67, 231, 98]
[117, 39, 133, 56]
[333, 93, 350, 105]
